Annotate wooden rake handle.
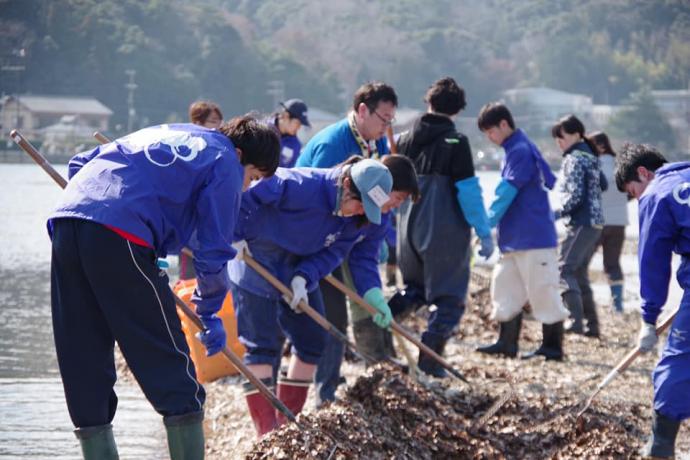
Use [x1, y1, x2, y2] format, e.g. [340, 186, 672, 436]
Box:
[93, 131, 111, 144]
[172, 296, 296, 423]
[599, 308, 678, 390]
[578, 307, 679, 418]
[324, 274, 471, 386]
[13, 129, 297, 424]
[10, 130, 67, 188]
[242, 254, 377, 364]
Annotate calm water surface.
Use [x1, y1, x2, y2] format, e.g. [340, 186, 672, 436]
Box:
[0, 164, 166, 459]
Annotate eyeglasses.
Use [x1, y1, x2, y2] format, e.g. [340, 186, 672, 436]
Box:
[372, 110, 395, 127]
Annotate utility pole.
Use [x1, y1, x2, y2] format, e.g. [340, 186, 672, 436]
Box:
[125, 69, 137, 133]
[266, 80, 285, 109]
[1, 48, 26, 133]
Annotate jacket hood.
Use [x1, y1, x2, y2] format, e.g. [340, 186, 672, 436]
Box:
[505, 129, 557, 190]
[563, 140, 594, 157]
[408, 113, 456, 147]
[656, 161, 690, 177]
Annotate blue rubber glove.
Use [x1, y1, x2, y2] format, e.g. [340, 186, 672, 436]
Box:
[196, 315, 226, 356]
[478, 234, 494, 259]
[488, 179, 518, 228]
[455, 177, 491, 238]
[363, 287, 392, 329]
[157, 258, 170, 269]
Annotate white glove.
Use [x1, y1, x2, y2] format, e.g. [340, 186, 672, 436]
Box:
[232, 240, 251, 261]
[638, 321, 658, 353]
[288, 276, 308, 313]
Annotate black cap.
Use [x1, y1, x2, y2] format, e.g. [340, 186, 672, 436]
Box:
[281, 99, 310, 127]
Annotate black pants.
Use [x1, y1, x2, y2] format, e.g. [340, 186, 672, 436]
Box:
[51, 219, 204, 428]
[599, 225, 625, 283]
[314, 267, 348, 405]
[320, 266, 348, 333]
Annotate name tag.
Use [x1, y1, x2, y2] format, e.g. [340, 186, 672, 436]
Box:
[367, 185, 389, 208]
[281, 146, 294, 163]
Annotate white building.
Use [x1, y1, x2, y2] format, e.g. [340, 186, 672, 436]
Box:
[503, 86, 593, 129]
[651, 88, 690, 152]
[651, 88, 690, 119]
[1, 95, 113, 141]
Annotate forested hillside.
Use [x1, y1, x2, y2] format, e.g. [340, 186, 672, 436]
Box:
[1, 0, 689, 129]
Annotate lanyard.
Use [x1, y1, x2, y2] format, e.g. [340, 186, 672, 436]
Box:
[333, 166, 348, 217]
[348, 111, 379, 159]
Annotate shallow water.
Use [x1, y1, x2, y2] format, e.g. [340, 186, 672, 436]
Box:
[0, 164, 166, 459]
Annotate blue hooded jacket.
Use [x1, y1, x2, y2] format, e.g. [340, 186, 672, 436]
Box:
[49, 123, 244, 317]
[638, 162, 690, 324]
[497, 129, 558, 252]
[228, 167, 367, 298]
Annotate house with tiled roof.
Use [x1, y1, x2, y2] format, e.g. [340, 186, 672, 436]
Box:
[1, 94, 112, 140]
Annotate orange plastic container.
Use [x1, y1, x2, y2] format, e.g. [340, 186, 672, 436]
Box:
[174, 279, 245, 383]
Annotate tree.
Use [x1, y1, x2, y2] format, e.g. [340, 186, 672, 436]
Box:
[607, 88, 676, 151]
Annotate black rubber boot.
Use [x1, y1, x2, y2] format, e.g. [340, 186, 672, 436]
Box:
[164, 411, 205, 460]
[610, 284, 624, 312]
[74, 424, 119, 460]
[582, 290, 600, 338]
[382, 325, 396, 359]
[385, 264, 397, 287]
[640, 410, 680, 459]
[353, 317, 391, 362]
[418, 333, 448, 378]
[521, 321, 564, 361]
[476, 313, 522, 358]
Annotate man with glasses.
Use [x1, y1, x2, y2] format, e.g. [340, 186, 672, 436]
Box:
[296, 81, 398, 405]
[296, 81, 397, 167]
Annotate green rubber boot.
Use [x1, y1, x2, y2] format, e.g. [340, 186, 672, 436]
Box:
[164, 411, 205, 460]
[640, 410, 680, 459]
[74, 424, 119, 460]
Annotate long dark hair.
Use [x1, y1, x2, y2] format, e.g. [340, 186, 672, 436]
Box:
[588, 131, 616, 157]
[551, 114, 598, 155]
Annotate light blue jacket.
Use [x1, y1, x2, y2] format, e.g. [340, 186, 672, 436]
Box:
[296, 118, 389, 168]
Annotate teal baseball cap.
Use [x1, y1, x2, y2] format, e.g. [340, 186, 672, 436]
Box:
[350, 159, 393, 225]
